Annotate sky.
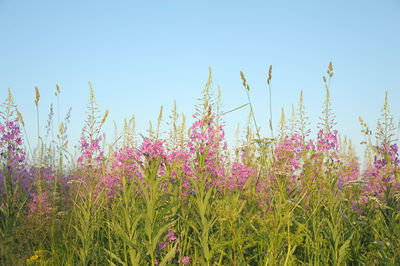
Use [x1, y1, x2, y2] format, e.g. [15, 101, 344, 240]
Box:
[0, 0, 399, 160]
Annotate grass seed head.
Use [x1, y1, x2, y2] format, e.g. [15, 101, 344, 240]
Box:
[267, 65, 272, 85]
[240, 71, 246, 87]
[101, 109, 109, 126]
[55, 84, 60, 96]
[35, 86, 40, 107]
[17, 109, 25, 126]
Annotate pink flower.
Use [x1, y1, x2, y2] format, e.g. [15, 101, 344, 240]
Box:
[28, 192, 51, 218]
[167, 229, 178, 242]
[182, 256, 190, 264]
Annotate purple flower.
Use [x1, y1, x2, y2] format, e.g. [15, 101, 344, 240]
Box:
[159, 241, 167, 250]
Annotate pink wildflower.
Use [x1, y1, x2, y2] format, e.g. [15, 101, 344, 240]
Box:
[167, 229, 178, 242]
[182, 256, 190, 264]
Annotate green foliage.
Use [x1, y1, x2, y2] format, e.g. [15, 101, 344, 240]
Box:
[1, 65, 400, 265]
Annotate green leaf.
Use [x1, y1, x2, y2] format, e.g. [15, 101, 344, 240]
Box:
[338, 233, 353, 265]
[151, 222, 174, 255]
[104, 248, 126, 266]
[159, 242, 178, 266]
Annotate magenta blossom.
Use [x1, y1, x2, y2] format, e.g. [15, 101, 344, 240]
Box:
[182, 256, 190, 264]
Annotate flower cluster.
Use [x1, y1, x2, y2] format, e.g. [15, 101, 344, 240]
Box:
[27, 191, 51, 218]
[316, 129, 339, 152]
[363, 142, 400, 199]
[0, 120, 26, 170]
[227, 161, 257, 191]
[77, 136, 104, 166]
[188, 116, 228, 186]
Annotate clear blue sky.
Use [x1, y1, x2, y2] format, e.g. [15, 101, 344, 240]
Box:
[1, 0, 399, 160]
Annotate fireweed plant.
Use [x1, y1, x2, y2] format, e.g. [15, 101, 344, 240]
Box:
[0, 63, 400, 265]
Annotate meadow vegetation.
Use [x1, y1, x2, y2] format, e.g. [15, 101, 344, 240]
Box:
[1, 63, 400, 265]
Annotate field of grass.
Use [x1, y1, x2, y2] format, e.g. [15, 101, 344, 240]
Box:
[1, 63, 400, 265]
